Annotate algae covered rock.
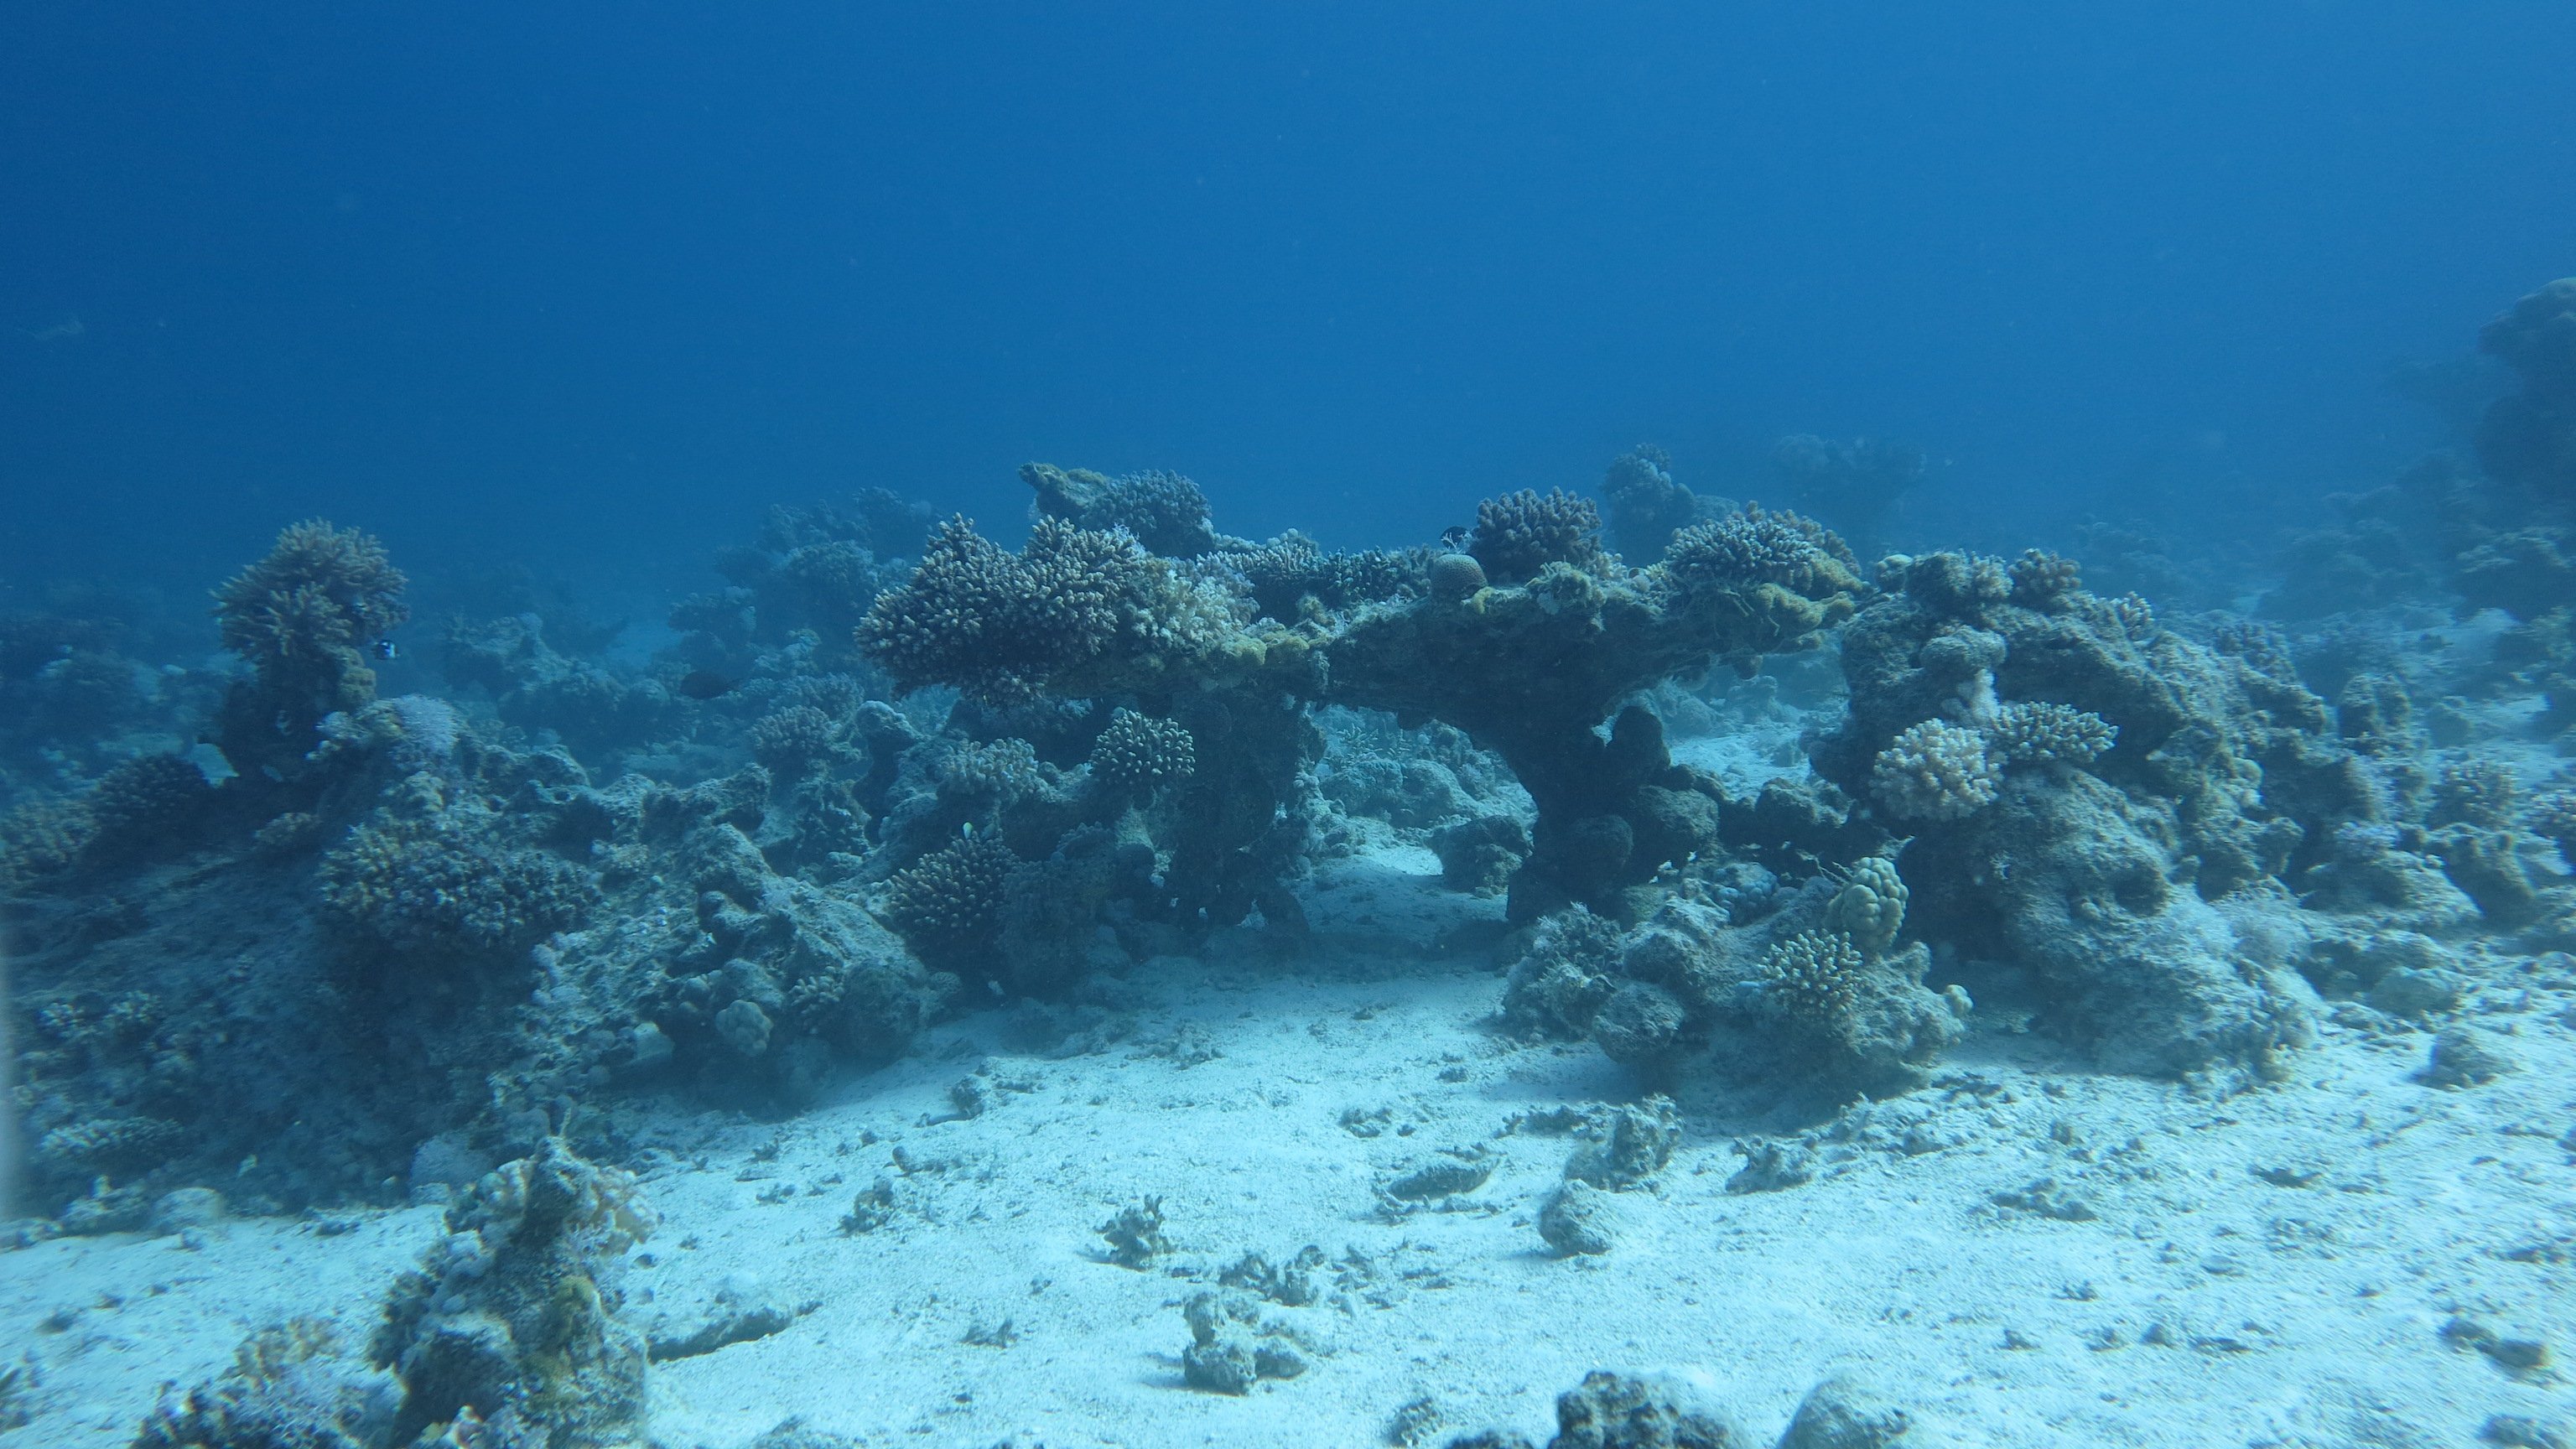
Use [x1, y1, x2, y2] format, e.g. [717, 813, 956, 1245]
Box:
[371, 1137, 656, 1447]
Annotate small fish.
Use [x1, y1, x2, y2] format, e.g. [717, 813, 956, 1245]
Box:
[1440, 525, 1472, 550]
[18, 315, 83, 343]
[370, 639, 400, 661]
[677, 670, 738, 700]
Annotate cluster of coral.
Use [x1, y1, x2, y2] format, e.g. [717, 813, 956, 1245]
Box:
[3, 286, 2571, 1356]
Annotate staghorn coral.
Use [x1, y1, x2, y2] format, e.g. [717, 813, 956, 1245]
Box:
[1467, 489, 1607, 585]
[1088, 708, 1196, 793]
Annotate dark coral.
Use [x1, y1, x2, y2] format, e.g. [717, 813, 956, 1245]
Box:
[1769, 433, 1925, 558]
[2475, 278, 2576, 501]
[1088, 708, 1196, 793]
[1467, 489, 1607, 585]
[210, 520, 411, 782]
[318, 806, 595, 959]
[1212, 531, 1428, 621]
[1022, 461, 1225, 558]
[878, 831, 1020, 957]
[1598, 444, 1706, 562]
[81, 752, 211, 861]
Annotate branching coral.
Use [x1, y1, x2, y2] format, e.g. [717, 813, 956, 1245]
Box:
[1466, 489, 1607, 585]
[1023, 462, 1224, 558]
[2475, 278, 2576, 499]
[1089, 708, 1196, 793]
[1664, 506, 1861, 598]
[1599, 444, 1704, 560]
[1869, 718, 2002, 821]
[749, 704, 846, 775]
[213, 520, 409, 669]
[1212, 531, 1428, 621]
[1871, 699, 2116, 821]
[1770, 433, 1925, 557]
[210, 520, 411, 781]
[877, 831, 1019, 955]
[1758, 928, 1866, 1035]
[81, 753, 210, 859]
[1990, 700, 2117, 767]
[856, 517, 1259, 704]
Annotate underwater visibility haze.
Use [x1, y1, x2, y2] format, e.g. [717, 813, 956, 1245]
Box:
[3, 4, 2576, 1446]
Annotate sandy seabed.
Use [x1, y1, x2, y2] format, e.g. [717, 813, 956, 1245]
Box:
[5, 829, 2572, 1449]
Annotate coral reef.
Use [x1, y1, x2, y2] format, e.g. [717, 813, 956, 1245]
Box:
[1088, 708, 1197, 795]
[210, 520, 410, 783]
[1812, 549, 2366, 1078]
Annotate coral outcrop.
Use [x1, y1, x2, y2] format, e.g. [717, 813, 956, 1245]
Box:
[1810, 549, 2370, 1078]
[210, 520, 410, 784]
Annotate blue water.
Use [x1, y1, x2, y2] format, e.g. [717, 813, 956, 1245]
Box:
[4, 3, 2572, 594]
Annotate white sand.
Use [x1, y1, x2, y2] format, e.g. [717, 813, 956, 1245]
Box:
[5, 839, 2571, 1447]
